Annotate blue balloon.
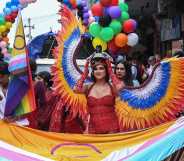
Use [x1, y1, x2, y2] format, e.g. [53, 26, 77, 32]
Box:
[11, 5, 18, 11]
[76, 0, 81, 5]
[0, 13, 4, 17]
[6, 2, 12, 8]
[11, 0, 20, 6]
[94, 16, 99, 22]
[3, 8, 12, 15]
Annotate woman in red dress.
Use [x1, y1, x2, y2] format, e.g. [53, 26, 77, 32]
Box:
[74, 52, 124, 134]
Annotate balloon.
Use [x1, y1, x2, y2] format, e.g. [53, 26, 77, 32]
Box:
[0, 25, 6, 33]
[115, 33, 128, 47]
[91, 3, 103, 17]
[88, 10, 93, 17]
[11, 11, 18, 19]
[111, 0, 118, 6]
[119, 11, 129, 22]
[3, 8, 11, 15]
[119, 2, 129, 12]
[5, 22, 12, 29]
[19, 3, 28, 9]
[19, 0, 28, 5]
[108, 39, 120, 54]
[109, 20, 121, 35]
[11, 5, 18, 11]
[5, 15, 12, 22]
[99, 14, 111, 27]
[76, 0, 81, 5]
[123, 19, 137, 33]
[83, 19, 88, 26]
[92, 37, 107, 51]
[0, 16, 5, 25]
[81, 0, 87, 6]
[108, 6, 121, 19]
[83, 6, 88, 12]
[99, 27, 114, 42]
[1, 48, 8, 54]
[12, 0, 20, 5]
[127, 33, 139, 46]
[89, 22, 101, 37]
[100, 0, 112, 7]
[6, 2, 12, 8]
[0, 41, 7, 48]
[83, 12, 89, 19]
[120, 45, 131, 53]
[88, 16, 95, 24]
[94, 16, 99, 22]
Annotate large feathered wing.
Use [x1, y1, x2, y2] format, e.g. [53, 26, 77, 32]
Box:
[52, 5, 87, 119]
[116, 57, 184, 130]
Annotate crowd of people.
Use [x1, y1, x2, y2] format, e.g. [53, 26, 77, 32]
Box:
[0, 48, 184, 134]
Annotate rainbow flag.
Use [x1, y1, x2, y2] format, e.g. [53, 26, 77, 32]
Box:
[4, 11, 36, 116]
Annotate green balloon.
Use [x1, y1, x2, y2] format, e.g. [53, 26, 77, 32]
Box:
[89, 22, 101, 37]
[100, 27, 114, 42]
[109, 20, 122, 35]
[119, 11, 130, 22]
[119, 2, 129, 12]
[0, 16, 5, 25]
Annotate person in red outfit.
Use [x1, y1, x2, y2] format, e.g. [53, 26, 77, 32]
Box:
[74, 52, 124, 134]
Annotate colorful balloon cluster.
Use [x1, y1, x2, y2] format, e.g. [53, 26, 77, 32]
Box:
[0, 0, 37, 60]
[58, 0, 90, 27]
[89, 0, 139, 54]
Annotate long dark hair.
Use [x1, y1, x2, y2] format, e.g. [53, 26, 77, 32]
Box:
[114, 60, 133, 86]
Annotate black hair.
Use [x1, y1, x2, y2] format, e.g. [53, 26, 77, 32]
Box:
[37, 71, 53, 88]
[173, 51, 184, 57]
[114, 60, 133, 86]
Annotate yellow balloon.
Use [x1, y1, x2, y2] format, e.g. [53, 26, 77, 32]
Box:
[5, 22, 12, 29]
[0, 25, 6, 33]
[92, 37, 107, 51]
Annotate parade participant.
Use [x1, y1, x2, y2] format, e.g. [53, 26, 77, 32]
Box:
[48, 73, 85, 133]
[74, 52, 124, 134]
[146, 56, 156, 76]
[0, 61, 9, 119]
[23, 59, 47, 129]
[114, 60, 133, 86]
[34, 71, 83, 133]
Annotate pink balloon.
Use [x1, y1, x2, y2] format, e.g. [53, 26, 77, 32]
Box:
[88, 10, 93, 17]
[1, 48, 8, 54]
[0, 41, 7, 48]
[88, 16, 95, 24]
[19, 0, 27, 5]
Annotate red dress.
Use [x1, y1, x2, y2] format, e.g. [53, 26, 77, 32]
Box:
[87, 84, 120, 134]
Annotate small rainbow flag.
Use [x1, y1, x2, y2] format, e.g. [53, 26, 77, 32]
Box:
[5, 11, 36, 116]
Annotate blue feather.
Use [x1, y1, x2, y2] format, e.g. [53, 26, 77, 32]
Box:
[119, 62, 171, 109]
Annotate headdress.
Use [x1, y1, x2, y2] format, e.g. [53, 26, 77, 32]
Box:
[90, 52, 112, 68]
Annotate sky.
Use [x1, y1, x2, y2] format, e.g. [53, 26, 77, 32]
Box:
[0, 0, 61, 47]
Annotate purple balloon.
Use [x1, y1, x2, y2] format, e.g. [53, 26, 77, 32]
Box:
[81, 1, 87, 7]
[108, 6, 121, 19]
[131, 19, 137, 28]
[83, 6, 88, 12]
[83, 12, 89, 18]
[83, 19, 88, 25]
